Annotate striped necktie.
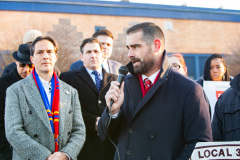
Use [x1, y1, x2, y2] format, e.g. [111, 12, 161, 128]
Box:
[144, 78, 152, 90]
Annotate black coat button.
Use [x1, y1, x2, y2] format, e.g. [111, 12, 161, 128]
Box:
[69, 110, 72, 114]
[28, 110, 32, 114]
[128, 128, 133, 134]
[68, 132, 71, 135]
[126, 150, 132, 155]
[34, 134, 38, 138]
[147, 156, 152, 160]
[149, 133, 155, 139]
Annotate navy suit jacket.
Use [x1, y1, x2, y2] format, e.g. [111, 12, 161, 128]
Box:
[60, 67, 118, 160]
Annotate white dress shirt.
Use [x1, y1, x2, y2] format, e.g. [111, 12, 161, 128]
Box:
[142, 70, 160, 85]
[85, 67, 103, 83]
[39, 77, 52, 104]
[102, 59, 110, 73]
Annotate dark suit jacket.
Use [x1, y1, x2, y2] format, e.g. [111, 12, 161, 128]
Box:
[60, 67, 118, 160]
[0, 68, 22, 160]
[98, 51, 212, 160]
[69, 59, 122, 74]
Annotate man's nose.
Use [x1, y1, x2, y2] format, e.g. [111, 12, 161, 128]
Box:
[23, 65, 29, 72]
[42, 51, 49, 58]
[102, 44, 107, 48]
[127, 49, 135, 58]
[90, 51, 96, 57]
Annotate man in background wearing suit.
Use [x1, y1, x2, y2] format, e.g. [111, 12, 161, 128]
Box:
[60, 38, 117, 160]
[5, 36, 86, 160]
[69, 29, 122, 74]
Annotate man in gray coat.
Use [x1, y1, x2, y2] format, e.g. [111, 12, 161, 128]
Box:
[5, 36, 86, 160]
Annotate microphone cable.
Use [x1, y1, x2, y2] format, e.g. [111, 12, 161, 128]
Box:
[105, 66, 128, 160]
[106, 103, 121, 160]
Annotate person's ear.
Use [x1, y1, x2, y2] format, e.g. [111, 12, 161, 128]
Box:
[30, 56, 34, 63]
[184, 66, 188, 76]
[154, 39, 161, 52]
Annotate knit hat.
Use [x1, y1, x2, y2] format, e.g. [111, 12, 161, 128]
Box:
[23, 29, 42, 44]
[12, 43, 32, 64]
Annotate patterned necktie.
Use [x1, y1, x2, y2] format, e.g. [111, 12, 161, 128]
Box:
[92, 70, 102, 92]
[144, 78, 152, 90]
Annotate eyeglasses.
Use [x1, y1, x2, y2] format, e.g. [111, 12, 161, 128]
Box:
[19, 63, 34, 69]
[171, 63, 185, 70]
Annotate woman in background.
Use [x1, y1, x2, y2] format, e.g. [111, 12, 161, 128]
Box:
[196, 54, 231, 86]
[168, 53, 188, 77]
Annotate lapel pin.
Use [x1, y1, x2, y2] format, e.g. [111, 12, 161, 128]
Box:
[66, 91, 69, 94]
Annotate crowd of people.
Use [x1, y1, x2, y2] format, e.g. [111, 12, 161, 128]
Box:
[0, 22, 239, 160]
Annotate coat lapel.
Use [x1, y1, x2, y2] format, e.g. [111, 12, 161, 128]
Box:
[125, 76, 143, 108]
[107, 60, 112, 73]
[101, 68, 114, 90]
[58, 81, 70, 140]
[23, 76, 52, 133]
[129, 77, 168, 125]
[127, 50, 171, 124]
[77, 67, 98, 94]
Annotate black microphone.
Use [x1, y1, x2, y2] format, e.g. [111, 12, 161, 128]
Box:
[110, 66, 129, 107]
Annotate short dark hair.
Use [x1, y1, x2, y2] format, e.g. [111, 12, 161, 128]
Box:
[92, 29, 113, 39]
[127, 22, 165, 46]
[30, 36, 58, 56]
[80, 38, 101, 54]
[203, 54, 230, 81]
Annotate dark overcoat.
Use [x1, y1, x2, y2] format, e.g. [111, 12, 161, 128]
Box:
[60, 67, 118, 160]
[0, 68, 22, 160]
[98, 53, 212, 160]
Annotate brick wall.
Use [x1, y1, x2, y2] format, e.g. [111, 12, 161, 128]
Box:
[1, 11, 240, 73]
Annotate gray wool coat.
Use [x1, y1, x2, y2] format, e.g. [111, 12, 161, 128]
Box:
[4, 75, 86, 160]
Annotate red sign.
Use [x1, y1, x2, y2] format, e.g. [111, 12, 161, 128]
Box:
[216, 91, 224, 99]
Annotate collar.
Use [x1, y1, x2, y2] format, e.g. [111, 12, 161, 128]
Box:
[39, 77, 51, 87]
[230, 73, 240, 96]
[102, 59, 110, 73]
[85, 67, 103, 77]
[126, 50, 170, 79]
[142, 70, 160, 84]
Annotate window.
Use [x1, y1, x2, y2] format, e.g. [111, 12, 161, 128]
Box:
[95, 26, 106, 32]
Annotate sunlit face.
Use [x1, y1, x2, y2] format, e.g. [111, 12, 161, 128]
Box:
[126, 30, 156, 75]
[30, 40, 57, 74]
[168, 56, 187, 76]
[15, 61, 34, 78]
[96, 35, 113, 60]
[210, 58, 226, 81]
[82, 42, 103, 70]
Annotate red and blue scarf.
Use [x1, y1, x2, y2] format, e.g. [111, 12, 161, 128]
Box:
[32, 68, 60, 152]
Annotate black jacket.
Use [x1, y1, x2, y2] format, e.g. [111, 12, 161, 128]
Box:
[0, 68, 22, 160]
[1, 62, 16, 77]
[98, 52, 212, 160]
[60, 67, 118, 160]
[212, 73, 240, 141]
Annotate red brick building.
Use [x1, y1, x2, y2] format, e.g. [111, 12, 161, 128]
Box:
[0, 0, 240, 78]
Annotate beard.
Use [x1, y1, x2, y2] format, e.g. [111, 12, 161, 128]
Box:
[131, 48, 155, 75]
